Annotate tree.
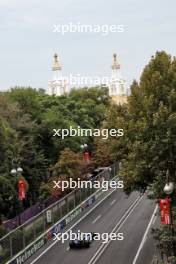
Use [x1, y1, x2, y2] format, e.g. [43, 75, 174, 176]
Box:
[110, 51, 176, 195]
[52, 148, 83, 180]
[0, 176, 17, 219]
[0, 85, 110, 222]
[93, 137, 112, 167]
[104, 51, 176, 259]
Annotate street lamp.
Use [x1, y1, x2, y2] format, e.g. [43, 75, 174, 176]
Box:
[10, 167, 23, 176]
[10, 159, 23, 176]
[163, 169, 174, 195]
[10, 158, 24, 226]
[17, 167, 23, 173]
[80, 144, 91, 179]
[163, 182, 174, 195]
[163, 168, 175, 257]
[80, 143, 88, 150]
[10, 168, 17, 176]
[80, 143, 91, 163]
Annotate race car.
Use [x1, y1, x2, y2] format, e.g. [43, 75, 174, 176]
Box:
[69, 232, 95, 249]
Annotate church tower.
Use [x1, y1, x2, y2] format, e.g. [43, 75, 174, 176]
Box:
[48, 53, 67, 96]
[108, 53, 127, 104]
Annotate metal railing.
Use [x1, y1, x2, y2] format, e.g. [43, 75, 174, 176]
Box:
[0, 162, 119, 264]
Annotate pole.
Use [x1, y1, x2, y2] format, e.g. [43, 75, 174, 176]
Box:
[169, 198, 176, 258]
[171, 160, 176, 257]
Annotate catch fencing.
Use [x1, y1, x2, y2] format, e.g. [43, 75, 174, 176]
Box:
[0, 162, 119, 264]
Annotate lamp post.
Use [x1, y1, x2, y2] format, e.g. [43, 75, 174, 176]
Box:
[10, 159, 23, 176]
[10, 158, 24, 226]
[163, 168, 175, 257]
[80, 143, 91, 164]
[80, 143, 88, 151]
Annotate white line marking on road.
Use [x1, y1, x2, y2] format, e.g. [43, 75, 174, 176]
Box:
[92, 214, 101, 224]
[132, 205, 158, 264]
[152, 215, 157, 225]
[88, 195, 144, 264]
[30, 188, 117, 264]
[110, 199, 116, 206]
[66, 247, 70, 251]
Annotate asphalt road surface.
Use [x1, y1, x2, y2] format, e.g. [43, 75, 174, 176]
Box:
[26, 189, 157, 264]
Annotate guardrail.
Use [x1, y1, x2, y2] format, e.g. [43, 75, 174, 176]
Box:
[0, 162, 119, 264]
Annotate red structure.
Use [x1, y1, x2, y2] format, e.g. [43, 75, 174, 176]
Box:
[159, 198, 171, 225]
[18, 179, 26, 201]
[83, 151, 90, 163]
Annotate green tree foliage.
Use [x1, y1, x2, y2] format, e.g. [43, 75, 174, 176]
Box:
[104, 51, 176, 196]
[104, 51, 176, 259]
[93, 137, 112, 167]
[152, 225, 176, 263]
[52, 148, 83, 180]
[0, 86, 109, 220]
[0, 176, 17, 219]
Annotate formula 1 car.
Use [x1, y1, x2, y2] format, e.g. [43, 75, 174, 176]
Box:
[69, 232, 95, 249]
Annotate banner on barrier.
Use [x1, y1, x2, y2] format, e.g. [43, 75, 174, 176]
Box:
[9, 237, 46, 264]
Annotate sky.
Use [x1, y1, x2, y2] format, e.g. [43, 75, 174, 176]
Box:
[0, 0, 175, 91]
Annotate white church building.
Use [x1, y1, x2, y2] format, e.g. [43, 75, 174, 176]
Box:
[48, 53, 67, 96]
[48, 52, 127, 104]
[108, 53, 127, 104]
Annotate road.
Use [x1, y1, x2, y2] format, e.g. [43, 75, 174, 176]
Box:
[26, 189, 157, 264]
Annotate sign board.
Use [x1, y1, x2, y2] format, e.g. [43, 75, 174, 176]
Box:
[46, 210, 52, 223]
[9, 237, 45, 264]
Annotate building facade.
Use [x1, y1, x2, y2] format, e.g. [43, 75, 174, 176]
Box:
[47, 52, 128, 104]
[48, 53, 67, 96]
[108, 53, 127, 104]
